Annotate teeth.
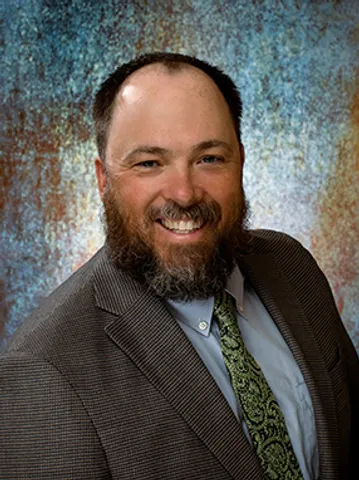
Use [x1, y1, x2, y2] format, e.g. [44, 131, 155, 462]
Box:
[161, 218, 202, 233]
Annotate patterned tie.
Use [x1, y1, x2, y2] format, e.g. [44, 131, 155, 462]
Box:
[213, 291, 304, 480]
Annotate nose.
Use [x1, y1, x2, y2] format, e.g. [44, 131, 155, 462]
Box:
[162, 166, 202, 207]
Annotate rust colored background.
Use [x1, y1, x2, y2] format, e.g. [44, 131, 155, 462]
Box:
[2, 0, 358, 352]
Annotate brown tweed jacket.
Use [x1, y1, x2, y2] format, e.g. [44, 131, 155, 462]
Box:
[1, 230, 358, 479]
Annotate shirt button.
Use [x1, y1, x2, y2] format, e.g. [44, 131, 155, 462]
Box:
[199, 321, 208, 331]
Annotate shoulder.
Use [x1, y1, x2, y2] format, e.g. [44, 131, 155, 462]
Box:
[3, 247, 109, 358]
[247, 228, 319, 271]
[248, 228, 308, 255]
[245, 228, 337, 307]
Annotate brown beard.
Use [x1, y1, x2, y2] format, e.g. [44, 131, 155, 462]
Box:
[102, 186, 251, 301]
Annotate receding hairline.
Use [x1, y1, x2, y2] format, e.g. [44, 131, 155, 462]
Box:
[114, 61, 216, 103]
[105, 62, 238, 157]
[93, 53, 243, 162]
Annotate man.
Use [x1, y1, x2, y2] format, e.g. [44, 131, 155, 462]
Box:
[1, 52, 358, 480]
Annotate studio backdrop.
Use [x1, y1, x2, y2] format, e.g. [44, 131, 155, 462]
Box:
[2, 0, 359, 352]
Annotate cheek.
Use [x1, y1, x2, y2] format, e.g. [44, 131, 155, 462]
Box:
[118, 190, 158, 237]
[213, 179, 242, 210]
[220, 188, 244, 227]
[110, 179, 146, 216]
[116, 176, 159, 213]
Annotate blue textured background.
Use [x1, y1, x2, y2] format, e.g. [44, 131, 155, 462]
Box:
[2, 0, 359, 352]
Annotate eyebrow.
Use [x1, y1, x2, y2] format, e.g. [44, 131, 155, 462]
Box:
[191, 140, 234, 155]
[122, 140, 234, 164]
[123, 146, 170, 163]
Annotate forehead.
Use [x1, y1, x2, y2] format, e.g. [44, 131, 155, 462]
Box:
[105, 63, 238, 160]
[115, 63, 230, 114]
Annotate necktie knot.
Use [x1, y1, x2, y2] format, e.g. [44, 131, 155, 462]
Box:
[213, 291, 237, 326]
[214, 291, 243, 347]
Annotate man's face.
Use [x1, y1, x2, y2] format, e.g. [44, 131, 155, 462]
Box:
[96, 64, 248, 300]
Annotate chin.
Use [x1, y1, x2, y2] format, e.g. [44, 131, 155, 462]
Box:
[154, 236, 218, 267]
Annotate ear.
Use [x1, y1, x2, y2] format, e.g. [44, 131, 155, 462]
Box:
[95, 157, 107, 200]
[239, 143, 245, 166]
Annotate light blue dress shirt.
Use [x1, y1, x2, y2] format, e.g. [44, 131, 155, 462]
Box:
[166, 266, 319, 480]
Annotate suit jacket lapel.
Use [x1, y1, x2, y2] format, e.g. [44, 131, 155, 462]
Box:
[239, 252, 339, 478]
[94, 248, 264, 480]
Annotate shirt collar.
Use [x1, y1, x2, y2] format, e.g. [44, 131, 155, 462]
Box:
[166, 266, 245, 337]
[226, 265, 244, 314]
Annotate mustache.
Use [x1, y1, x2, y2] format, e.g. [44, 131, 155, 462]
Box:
[147, 200, 222, 225]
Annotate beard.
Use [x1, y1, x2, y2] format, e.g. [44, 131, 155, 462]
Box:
[102, 186, 250, 302]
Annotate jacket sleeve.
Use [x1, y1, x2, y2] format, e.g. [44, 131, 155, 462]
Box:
[0, 352, 110, 479]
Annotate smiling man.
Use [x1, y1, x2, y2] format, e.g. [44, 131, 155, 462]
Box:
[96, 60, 249, 301]
[1, 53, 358, 480]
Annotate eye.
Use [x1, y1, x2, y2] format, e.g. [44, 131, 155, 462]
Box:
[200, 155, 224, 164]
[135, 160, 160, 168]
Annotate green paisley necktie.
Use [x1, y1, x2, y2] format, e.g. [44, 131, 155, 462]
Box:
[214, 291, 304, 480]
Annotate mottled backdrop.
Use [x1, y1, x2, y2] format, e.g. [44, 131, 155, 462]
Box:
[2, 0, 359, 352]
